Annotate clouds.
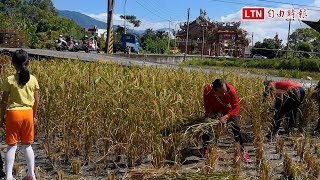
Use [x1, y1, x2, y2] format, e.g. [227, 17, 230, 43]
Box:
[314, 0, 320, 8]
[221, 10, 287, 44]
[86, 13, 169, 30]
[220, 3, 318, 45]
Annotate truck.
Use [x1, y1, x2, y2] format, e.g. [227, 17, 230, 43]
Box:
[113, 34, 140, 54]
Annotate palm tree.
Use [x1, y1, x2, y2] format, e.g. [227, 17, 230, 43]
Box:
[156, 31, 166, 39]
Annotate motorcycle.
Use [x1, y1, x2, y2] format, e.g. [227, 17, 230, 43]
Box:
[86, 37, 100, 53]
[54, 39, 69, 51]
[55, 36, 94, 53]
[55, 38, 84, 52]
[73, 42, 89, 53]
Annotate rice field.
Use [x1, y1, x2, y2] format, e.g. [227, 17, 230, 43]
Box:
[0, 55, 320, 179]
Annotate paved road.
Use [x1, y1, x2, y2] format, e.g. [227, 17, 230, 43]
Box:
[0, 48, 317, 87]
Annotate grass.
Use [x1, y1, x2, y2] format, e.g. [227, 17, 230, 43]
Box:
[184, 58, 320, 79]
[0, 55, 320, 178]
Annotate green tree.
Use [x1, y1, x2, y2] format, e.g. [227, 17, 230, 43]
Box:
[140, 28, 156, 44]
[289, 28, 319, 44]
[252, 35, 283, 58]
[289, 28, 320, 57]
[0, 0, 84, 49]
[252, 39, 275, 58]
[114, 25, 125, 42]
[27, 0, 56, 13]
[296, 41, 313, 58]
[113, 15, 141, 41]
[156, 30, 166, 39]
[140, 29, 170, 54]
[120, 15, 141, 28]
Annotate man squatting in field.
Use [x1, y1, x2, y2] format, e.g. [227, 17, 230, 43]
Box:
[263, 80, 305, 140]
[193, 79, 252, 162]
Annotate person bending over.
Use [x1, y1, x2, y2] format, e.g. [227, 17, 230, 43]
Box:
[194, 79, 251, 162]
[263, 80, 305, 140]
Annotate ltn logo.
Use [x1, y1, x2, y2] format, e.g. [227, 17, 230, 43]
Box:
[242, 7, 265, 20]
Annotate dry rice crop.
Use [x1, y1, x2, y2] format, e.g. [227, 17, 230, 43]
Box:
[0, 56, 319, 178]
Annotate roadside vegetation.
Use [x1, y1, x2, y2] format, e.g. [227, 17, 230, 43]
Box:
[0, 0, 85, 49]
[184, 57, 320, 79]
[181, 65, 320, 80]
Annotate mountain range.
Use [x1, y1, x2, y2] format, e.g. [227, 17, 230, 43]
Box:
[58, 10, 145, 35]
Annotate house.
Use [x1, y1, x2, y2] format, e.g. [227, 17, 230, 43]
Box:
[244, 46, 253, 58]
[84, 26, 99, 36]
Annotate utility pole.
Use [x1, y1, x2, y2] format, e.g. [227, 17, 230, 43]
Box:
[124, 0, 127, 34]
[286, 18, 292, 59]
[184, 8, 190, 61]
[251, 32, 254, 47]
[174, 22, 181, 49]
[201, 24, 207, 60]
[167, 19, 171, 52]
[105, 0, 115, 54]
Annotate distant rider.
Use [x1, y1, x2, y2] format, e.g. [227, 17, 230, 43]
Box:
[58, 35, 67, 46]
[82, 35, 89, 44]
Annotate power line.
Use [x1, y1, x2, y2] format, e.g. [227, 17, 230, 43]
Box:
[147, 0, 185, 16]
[135, 0, 169, 21]
[210, 0, 262, 8]
[138, 0, 172, 18]
[137, 0, 184, 21]
[258, 0, 320, 10]
[210, 0, 320, 12]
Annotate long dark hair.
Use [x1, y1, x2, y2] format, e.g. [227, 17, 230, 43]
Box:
[12, 49, 30, 86]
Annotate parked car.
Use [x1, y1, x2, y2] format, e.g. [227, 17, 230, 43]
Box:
[253, 54, 267, 59]
[217, 55, 233, 59]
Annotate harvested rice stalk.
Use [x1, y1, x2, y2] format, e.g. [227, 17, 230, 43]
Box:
[233, 143, 241, 179]
[275, 138, 284, 157]
[204, 145, 219, 173]
[183, 118, 221, 136]
[283, 152, 293, 178]
[71, 159, 82, 175]
[182, 118, 223, 147]
[56, 170, 65, 180]
[259, 159, 270, 180]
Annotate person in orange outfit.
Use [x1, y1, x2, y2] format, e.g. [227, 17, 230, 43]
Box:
[263, 80, 305, 139]
[195, 79, 251, 162]
[1, 50, 40, 180]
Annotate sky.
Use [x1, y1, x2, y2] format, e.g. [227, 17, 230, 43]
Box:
[52, 0, 320, 44]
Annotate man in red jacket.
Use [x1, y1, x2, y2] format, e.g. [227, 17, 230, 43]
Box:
[194, 79, 251, 162]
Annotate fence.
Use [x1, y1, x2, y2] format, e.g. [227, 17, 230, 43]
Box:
[0, 30, 25, 48]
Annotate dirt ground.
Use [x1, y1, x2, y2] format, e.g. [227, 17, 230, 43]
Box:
[2, 120, 319, 180]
